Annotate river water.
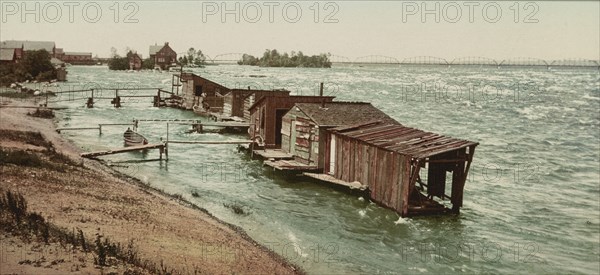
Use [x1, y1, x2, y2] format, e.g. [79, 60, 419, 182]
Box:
[46, 65, 598, 274]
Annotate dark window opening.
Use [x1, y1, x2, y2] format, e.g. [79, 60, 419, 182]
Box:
[194, 85, 203, 96]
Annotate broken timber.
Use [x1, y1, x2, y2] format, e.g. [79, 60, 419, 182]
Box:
[81, 143, 166, 159]
[303, 172, 367, 191]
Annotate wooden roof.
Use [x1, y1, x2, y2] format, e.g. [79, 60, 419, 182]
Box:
[2, 40, 55, 52]
[294, 102, 399, 127]
[332, 121, 478, 159]
[0, 48, 15, 61]
[248, 95, 335, 111]
[149, 45, 162, 55]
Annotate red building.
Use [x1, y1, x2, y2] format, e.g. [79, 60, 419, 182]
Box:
[149, 42, 177, 70]
[62, 52, 94, 65]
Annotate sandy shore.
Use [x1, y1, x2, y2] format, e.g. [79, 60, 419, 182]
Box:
[0, 96, 301, 274]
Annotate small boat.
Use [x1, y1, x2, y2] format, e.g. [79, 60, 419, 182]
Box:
[123, 128, 148, 146]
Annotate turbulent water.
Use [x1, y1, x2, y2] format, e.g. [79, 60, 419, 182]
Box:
[40, 65, 599, 274]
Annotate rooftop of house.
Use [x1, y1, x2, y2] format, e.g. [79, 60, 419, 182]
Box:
[1, 40, 55, 52]
[149, 45, 163, 55]
[293, 102, 400, 127]
[332, 121, 478, 159]
[0, 48, 16, 61]
[64, 52, 92, 56]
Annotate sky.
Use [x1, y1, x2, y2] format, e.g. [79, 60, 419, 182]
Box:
[1, 1, 599, 60]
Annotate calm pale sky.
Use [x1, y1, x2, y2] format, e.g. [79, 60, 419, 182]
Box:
[1, 1, 598, 60]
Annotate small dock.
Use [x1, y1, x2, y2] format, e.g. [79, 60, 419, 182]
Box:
[252, 149, 294, 160]
[167, 140, 253, 145]
[303, 173, 367, 191]
[264, 159, 320, 172]
[81, 143, 166, 158]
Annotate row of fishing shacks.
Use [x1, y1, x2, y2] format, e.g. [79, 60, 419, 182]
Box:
[169, 73, 479, 217]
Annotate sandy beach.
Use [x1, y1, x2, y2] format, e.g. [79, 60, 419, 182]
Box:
[0, 96, 300, 274]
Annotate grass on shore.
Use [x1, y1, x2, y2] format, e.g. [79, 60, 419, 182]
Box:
[0, 91, 31, 98]
[0, 190, 181, 274]
[0, 129, 77, 172]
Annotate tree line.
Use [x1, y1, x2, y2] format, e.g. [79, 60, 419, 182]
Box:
[0, 50, 57, 86]
[108, 47, 208, 70]
[107, 47, 154, 71]
[177, 48, 207, 67]
[238, 49, 332, 68]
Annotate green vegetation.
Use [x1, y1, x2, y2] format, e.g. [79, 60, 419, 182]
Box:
[0, 49, 57, 86]
[142, 58, 155, 69]
[177, 47, 207, 67]
[108, 47, 156, 70]
[238, 49, 332, 68]
[0, 130, 77, 171]
[108, 56, 129, 70]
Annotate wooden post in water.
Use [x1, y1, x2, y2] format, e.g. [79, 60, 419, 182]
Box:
[192, 123, 203, 133]
[165, 142, 168, 161]
[98, 124, 102, 135]
[165, 123, 170, 161]
[154, 89, 161, 107]
[87, 89, 94, 108]
[112, 89, 121, 108]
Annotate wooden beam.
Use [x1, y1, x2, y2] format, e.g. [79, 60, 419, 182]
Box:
[167, 140, 253, 144]
[81, 143, 165, 158]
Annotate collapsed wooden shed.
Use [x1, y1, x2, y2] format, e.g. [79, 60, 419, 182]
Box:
[319, 121, 478, 217]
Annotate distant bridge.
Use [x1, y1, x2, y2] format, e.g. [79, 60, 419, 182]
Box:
[324, 54, 599, 69]
[209, 53, 245, 64]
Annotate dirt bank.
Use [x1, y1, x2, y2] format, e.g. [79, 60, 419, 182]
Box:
[0, 96, 301, 274]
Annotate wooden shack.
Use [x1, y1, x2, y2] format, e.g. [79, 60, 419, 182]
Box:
[222, 89, 290, 120]
[280, 102, 399, 168]
[179, 73, 230, 110]
[310, 121, 478, 217]
[248, 95, 335, 148]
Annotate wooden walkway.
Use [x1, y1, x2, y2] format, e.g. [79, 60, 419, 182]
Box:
[252, 149, 294, 160]
[167, 140, 253, 145]
[303, 173, 367, 191]
[264, 159, 320, 172]
[81, 143, 166, 158]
